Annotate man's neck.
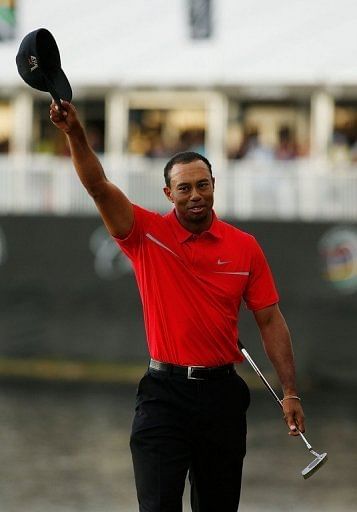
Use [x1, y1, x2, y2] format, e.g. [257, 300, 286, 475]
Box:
[175, 210, 213, 234]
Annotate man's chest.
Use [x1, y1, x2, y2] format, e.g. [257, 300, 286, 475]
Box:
[143, 228, 251, 298]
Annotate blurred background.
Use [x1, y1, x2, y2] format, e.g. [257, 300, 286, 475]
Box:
[0, 1, 356, 510]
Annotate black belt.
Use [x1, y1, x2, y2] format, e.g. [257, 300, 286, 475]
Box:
[149, 359, 236, 380]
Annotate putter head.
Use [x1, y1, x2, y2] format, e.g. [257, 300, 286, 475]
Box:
[301, 452, 328, 479]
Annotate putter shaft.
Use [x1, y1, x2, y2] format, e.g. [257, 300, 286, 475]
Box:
[238, 340, 328, 477]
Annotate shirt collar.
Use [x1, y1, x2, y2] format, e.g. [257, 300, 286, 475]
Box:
[166, 208, 223, 243]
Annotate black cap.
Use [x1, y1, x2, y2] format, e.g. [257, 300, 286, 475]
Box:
[16, 28, 72, 103]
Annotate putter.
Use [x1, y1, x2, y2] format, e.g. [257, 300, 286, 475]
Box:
[238, 340, 328, 479]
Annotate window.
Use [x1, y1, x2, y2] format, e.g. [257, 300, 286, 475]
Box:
[0, 100, 12, 153]
[332, 103, 357, 163]
[33, 99, 105, 155]
[227, 99, 310, 161]
[0, 0, 16, 41]
[128, 108, 206, 158]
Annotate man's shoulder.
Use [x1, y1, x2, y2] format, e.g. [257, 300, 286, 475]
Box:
[114, 204, 167, 250]
[133, 203, 160, 216]
[133, 204, 164, 223]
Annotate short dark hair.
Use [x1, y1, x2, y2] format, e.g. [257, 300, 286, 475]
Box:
[164, 151, 213, 187]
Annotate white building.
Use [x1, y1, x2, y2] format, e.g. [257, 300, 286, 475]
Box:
[1, 0, 357, 218]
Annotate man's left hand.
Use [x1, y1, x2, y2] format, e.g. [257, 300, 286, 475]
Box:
[282, 397, 305, 436]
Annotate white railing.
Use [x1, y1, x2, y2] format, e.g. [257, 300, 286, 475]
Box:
[1, 155, 357, 220]
[224, 160, 357, 221]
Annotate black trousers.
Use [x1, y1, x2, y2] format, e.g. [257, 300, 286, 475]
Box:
[130, 368, 250, 512]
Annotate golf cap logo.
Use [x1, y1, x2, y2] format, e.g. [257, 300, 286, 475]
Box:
[28, 55, 38, 72]
[318, 227, 357, 294]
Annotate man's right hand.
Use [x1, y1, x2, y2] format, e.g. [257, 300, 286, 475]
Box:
[49, 100, 80, 134]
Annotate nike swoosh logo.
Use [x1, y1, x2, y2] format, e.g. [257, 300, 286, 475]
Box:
[217, 259, 231, 265]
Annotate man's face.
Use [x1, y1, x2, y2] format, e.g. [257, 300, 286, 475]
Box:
[163, 160, 215, 228]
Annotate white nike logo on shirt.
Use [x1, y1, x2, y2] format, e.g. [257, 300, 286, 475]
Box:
[217, 259, 231, 265]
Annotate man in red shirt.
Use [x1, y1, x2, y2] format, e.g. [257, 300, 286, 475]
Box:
[50, 101, 305, 512]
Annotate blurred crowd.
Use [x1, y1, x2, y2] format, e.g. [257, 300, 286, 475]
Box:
[228, 125, 303, 162]
[2, 100, 357, 167]
[329, 122, 357, 164]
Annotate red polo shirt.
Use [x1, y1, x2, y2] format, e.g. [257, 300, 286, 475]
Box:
[114, 205, 279, 366]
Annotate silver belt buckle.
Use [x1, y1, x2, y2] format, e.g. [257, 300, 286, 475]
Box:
[187, 365, 206, 380]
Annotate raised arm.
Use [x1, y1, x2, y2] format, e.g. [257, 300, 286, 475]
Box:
[49, 101, 133, 239]
[253, 303, 305, 436]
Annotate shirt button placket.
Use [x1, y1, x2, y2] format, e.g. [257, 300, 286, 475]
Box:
[190, 235, 198, 268]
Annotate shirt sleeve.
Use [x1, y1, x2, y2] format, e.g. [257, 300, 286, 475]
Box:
[112, 204, 157, 260]
[243, 236, 279, 311]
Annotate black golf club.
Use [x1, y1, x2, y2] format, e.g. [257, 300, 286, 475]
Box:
[238, 340, 328, 479]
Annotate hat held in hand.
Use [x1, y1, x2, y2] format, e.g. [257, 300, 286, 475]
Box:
[16, 28, 72, 104]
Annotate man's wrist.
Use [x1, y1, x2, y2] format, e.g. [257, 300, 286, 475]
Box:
[281, 395, 301, 402]
[65, 122, 84, 138]
[282, 387, 298, 396]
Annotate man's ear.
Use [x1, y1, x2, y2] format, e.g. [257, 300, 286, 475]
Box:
[212, 176, 215, 190]
[163, 186, 174, 203]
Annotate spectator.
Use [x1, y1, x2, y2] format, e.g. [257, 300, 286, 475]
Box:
[232, 126, 273, 161]
[275, 125, 299, 160]
[0, 137, 9, 153]
[329, 129, 350, 164]
[174, 129, 206, 155]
